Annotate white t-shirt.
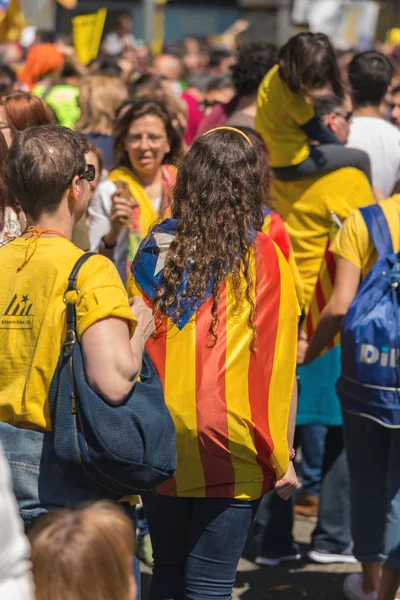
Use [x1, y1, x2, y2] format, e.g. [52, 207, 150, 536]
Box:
[88, 180, 163, 282]
[0, 444, 34, 599]
[347, 116, 400, 198]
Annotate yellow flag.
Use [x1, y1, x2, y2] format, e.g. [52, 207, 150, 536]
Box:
[0, 0, 25, 42]
[72, 8, 107, 66]
[152, 0, 168, 56]
[387, 28, 400, 45]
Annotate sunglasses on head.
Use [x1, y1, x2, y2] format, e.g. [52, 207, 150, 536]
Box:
[78, 164, 96, 182]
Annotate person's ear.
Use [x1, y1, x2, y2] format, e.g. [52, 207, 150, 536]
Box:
[69, 175, 81, 204]
[325, 113, 336, 135]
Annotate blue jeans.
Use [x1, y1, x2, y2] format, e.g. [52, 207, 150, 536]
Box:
[143, 493, 260, 599]
[311, 427, 352, 554]
[298, 424, 328, 497]
[343, 411, 400, 569]
[256, 426, 351, 555]
[254, 492, 295, 556]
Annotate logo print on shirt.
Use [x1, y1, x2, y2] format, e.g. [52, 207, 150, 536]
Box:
[0, 293, 34, 329]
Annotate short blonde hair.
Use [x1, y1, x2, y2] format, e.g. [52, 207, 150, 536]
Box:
[76, 74, 128, 135]
[28, 501, 135, 600]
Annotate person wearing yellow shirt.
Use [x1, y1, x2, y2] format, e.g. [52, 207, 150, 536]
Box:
[0, 125, 154, 530]
[256, 32, 371, 183]
[304, 195, 400, 600]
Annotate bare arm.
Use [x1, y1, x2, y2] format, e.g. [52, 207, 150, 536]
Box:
[275, 376, 298, 500]
[304, 257, 361, 364]
[81, 298, 154, 405]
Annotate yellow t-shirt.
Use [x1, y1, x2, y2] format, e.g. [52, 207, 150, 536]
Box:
[331, 195, 400, 278]
[0, 238, 137, 432]
[271, 168, 375, 311]
[256, 64, 314, 168]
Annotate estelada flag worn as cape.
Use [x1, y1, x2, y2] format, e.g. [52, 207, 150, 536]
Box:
[129, 219, 299, 500]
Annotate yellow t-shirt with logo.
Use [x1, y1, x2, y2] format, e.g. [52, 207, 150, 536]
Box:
[331, 195, 400, 278]
[0, 238, 137, 432]
[271, 168, 375, 311]
[256, 64, 314, 168]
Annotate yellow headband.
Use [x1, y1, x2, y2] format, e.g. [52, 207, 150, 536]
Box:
[202, 126, 252, 146]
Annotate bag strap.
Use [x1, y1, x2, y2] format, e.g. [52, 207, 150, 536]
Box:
[64, 252, 96, 356]
[360, 204, 393, 258]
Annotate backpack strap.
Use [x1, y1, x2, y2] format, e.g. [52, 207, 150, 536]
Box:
[64, 252, 96, 355]
[359, 204, 393, 258]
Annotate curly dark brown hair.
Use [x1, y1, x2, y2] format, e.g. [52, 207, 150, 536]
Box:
[153, 128, 272, 347]
[113, 98, 183, 169]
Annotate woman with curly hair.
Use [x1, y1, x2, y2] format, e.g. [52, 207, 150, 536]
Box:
[129, 126, 299, 599]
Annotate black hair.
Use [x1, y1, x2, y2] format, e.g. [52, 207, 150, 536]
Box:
[314, 95, 345, 120]
[95, 60, 123, 78]
[0, 65, 16, 96]
[279, 32, 344, 99]
[231, 42, 277, 97]
[209, 48, 234, 70]
[206, 73, 234, 93]
[36, 29, 56, 44]
[348, 51, 394, 108]
[391, 84, 400, 97]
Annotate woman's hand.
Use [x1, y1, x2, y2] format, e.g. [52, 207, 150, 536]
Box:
[297, 338, 309, 365]
[274, 462, 298, 501]
[130, 297, 155, 343]
[104, 192, 138, 244]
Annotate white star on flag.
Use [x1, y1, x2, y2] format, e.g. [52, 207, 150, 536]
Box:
[153, 232, 175, 275]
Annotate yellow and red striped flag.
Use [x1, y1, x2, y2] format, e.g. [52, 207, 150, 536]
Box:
[262, 208, 304, 309]
[305, 215, 341, 355]
[128, 220, 299, 499]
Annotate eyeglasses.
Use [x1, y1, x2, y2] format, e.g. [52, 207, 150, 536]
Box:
[126, 133, 167, 148]
[78, 164, 96, 182]
[334, 111, 353, 122]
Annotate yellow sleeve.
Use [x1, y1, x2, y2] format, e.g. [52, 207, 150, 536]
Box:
[285, 86, 314, 126]
[126, 273, 144, 298]
[75, 255, 137, 340]
[330, 209, 369, 270]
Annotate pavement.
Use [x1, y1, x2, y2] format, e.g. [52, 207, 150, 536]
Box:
[140, 514, 360, 599]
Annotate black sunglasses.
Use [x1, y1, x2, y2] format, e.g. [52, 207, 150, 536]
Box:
[79, 164, 96, 182]
[334, 111, 353, 122]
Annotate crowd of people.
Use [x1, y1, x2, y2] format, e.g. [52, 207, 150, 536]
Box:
[0, 11, 400, 600]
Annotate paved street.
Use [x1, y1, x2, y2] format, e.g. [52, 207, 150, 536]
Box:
[141, 515, 360, 599]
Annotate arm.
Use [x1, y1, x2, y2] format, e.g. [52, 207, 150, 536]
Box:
[275, 376, 298, 500]
[304, 257, 361, 364]
[81, 297, 154, 405]
[302, 116, 343, 145]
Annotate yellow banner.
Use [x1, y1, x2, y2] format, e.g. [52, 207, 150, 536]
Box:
[0, 0, 24, 42]
[72, 8, 107, 66]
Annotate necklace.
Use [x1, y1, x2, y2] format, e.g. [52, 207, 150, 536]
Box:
[18, 226, 68, 272]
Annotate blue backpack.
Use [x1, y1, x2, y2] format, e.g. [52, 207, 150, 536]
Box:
[336, 204, 400, 427]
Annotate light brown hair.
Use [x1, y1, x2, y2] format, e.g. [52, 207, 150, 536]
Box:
[5, 125, 89, 220]
[76, 74, 128, 135]
[28, 501, 136, 600]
